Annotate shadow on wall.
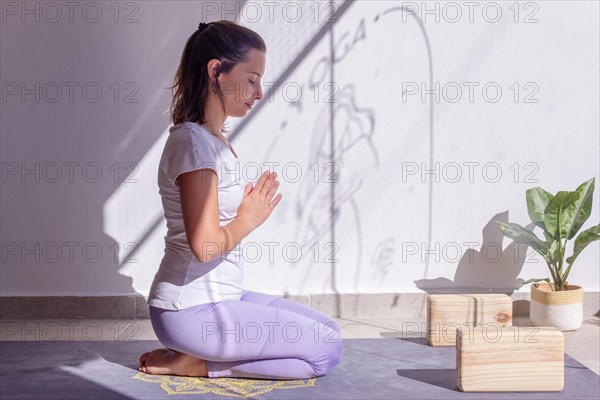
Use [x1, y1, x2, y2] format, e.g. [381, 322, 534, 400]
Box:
[290, 84, 377, 292]
[415, 211, 529, 295]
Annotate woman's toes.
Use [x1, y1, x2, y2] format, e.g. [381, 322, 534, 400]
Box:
[141, 348, 206, 376]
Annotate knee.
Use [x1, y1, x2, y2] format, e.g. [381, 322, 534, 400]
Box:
[327, 334, 343, 371]
[325, 319, 342, 336]
[313, 331, 343, 377]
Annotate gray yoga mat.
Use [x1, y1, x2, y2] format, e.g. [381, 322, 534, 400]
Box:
[1, 338, 598, 399]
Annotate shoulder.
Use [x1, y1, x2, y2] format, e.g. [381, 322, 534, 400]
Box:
[169, 121, 200, 139]
[168, 122, 218, 149]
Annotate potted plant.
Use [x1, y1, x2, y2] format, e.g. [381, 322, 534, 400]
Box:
[493, 177, 599, 331]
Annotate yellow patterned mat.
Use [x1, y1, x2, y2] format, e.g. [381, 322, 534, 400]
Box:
[132, 372, 317, 398]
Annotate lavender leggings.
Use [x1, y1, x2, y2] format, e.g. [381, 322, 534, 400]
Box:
[149, 289, 343, 380]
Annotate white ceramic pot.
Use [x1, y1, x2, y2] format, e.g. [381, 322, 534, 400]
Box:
[530, 282, 583, 331]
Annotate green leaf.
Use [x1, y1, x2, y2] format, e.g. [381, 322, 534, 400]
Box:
[563, 177, 595, 240]
[544, 191, 579, 239]
[544, 239, 561, 264]
[494, 220, 549, 257]
[543, 229, 555, 242]
[522, 277, 551, 286]
[565, 223, 600, 265]
[526, 187, 554, 230]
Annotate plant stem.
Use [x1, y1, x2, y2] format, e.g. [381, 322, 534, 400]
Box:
[547, 261, 558, 289]
[556, 229, 564, 291]
[563, 263, 573, 286]
[559, 238, 568, 290]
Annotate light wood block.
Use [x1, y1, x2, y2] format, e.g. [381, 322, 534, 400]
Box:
[427, 294, 512, 346]
[456, 326, 564, 392]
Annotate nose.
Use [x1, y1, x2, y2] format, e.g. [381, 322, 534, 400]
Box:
[255, 84, 263, 101]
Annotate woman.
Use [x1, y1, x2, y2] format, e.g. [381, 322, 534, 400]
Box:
[138, 20, 343, 380]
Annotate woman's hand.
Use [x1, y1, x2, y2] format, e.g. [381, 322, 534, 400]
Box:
[236, 171, 283, 231]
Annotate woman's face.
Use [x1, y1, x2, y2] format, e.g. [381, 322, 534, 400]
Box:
[217, 48, 265, 118]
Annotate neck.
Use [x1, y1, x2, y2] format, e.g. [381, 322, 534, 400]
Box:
[202, 92, 227, 137]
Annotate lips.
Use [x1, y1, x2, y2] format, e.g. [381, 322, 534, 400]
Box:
[245, 103, 253, 110]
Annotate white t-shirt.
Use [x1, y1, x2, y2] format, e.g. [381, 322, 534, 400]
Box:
[147, 121, 248, 310]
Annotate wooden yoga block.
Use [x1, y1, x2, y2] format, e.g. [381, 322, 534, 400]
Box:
[456, 326, 564, 392]
[427, 294, 512, 346]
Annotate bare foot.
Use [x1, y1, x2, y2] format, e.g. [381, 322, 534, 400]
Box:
[138, 348, 207, 377]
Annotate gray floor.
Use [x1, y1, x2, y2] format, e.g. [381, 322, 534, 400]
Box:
[1, 315, 598, 399]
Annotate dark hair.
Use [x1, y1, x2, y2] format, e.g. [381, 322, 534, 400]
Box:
[168, 20, 266, 133]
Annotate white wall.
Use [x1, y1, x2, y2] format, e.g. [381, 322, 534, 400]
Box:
[1, 0, 598, 298]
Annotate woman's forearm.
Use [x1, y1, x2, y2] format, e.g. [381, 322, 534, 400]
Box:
[198, 216, 254, 263]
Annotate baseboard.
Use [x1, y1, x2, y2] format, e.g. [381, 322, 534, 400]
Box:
[1, 291, 598, 320]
